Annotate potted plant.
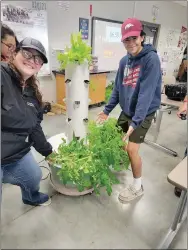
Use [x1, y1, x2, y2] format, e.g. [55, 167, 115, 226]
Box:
[47, 33, 129, 196]
[105, 80, 114, 103]
[47, 118, 130, 196]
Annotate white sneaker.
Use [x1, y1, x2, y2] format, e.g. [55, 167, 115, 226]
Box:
[118, 185, 144, 203]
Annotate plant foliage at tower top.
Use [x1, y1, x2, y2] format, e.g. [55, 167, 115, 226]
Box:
[57, 32, 92, 69]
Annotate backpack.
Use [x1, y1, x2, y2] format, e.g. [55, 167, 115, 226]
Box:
[165, 83, 187, 101]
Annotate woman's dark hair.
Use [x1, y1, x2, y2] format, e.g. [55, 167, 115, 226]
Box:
[9, 47, 43, 106]
[1, 23, 15, 40]
[140, 30, 146, 46]
[1, 22, 19, 48]
[15, 37, 19, 47]
[183, 46, 187, 55]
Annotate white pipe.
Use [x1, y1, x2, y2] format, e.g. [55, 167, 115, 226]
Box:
[65, 62, 89, 142]
[132, 1, 136, 17]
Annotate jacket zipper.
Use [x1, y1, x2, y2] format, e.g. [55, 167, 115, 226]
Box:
[22, 80, 26, 96]
[22, 86, 25, 95]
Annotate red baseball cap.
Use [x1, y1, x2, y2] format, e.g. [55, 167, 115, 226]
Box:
[121, 18, 142, 42]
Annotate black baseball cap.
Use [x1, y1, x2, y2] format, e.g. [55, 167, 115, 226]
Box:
[19, 37, 48, 64]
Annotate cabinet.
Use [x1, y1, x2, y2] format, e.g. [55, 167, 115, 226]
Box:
[53, 70, 109, 110]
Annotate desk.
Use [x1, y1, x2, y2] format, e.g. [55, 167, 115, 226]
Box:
[145, 94, 183, 157]
[157, 157, 187, 249]
[161, 94, 183, 108]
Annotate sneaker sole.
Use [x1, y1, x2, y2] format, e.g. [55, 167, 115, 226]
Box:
[23, 198, 52, 207]
[39, 198, 52, 206]
[118, 192, 144, 203]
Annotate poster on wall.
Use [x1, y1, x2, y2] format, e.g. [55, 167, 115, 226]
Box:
[178, 26, 187, 51]
[152, 5, 159, 23]
[1, 1, 50, 76]
[57, 1, 70, 11]
[79, 17, 89, 40]
[166, 29, 179, 48]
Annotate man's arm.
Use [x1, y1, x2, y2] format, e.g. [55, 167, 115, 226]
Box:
[177, 95, 187, 118]
[29, 109, 52, 157]
[130, 54, 161, 129]
[103, 69, 120, 115]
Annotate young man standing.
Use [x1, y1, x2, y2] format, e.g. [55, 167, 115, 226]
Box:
[97, 18, 162, 203]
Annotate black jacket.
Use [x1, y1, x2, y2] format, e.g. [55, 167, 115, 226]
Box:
[1, 62, 52, 165]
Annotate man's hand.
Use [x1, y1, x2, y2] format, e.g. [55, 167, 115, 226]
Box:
[96, 111, 108, 124]
[177, 102, 187, 118]
[122, 126, 134, 142]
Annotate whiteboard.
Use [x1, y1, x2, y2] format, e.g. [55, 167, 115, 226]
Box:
[1, 1, 50, 76]
[92, 18, 126, 71]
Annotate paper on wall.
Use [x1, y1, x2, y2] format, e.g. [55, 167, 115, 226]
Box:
[157, 25, 185, 77]
[149, 37, 154, 45]
[145, 36, 150, 44]
[1, 2, 50, 76]
[57, 1, 70, 11]
[178, 26, 187, 51]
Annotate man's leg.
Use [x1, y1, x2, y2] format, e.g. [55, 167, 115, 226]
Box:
[118, 113, 155, 203]
[119, 141, 144, 203]
[2, 151, 51, 206]
[127, 141, 142, 179]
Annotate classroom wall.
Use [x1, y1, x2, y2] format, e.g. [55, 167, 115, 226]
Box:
[47, 1, 135, 50]
[40, 0, 187, 102]
[1, 1, 187, 102]
[134, 1, 187, 29]
[47, 0, 187, 51]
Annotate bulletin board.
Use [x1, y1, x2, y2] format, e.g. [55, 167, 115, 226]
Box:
[157, 26, 187, 77]
[1, 1, 50, 76]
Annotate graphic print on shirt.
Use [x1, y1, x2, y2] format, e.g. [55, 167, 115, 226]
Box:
[123, 65, 141, 89]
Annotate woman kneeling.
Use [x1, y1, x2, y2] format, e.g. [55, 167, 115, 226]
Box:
[1, 37, 52, 206]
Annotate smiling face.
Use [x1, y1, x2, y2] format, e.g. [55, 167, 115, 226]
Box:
[1, 34, 16, 61]
[123, 36, 144, 56]
[13, 48, 44, 80]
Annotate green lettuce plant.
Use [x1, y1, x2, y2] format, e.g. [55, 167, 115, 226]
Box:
[48, 118, 130, 196]
[57, 32, 92, 69]
[105, 81, 114, 103]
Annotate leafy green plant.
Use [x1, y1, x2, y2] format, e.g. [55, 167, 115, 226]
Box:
[105, 81, 114, 103]
[48, 118, 130, 196]
[57, 32, 92, 69]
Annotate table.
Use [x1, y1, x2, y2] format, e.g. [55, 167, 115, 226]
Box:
[157, 157, 187, 249]
[144, 94, 183, 157]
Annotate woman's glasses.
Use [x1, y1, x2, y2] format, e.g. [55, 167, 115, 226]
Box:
[1, 41, 16, 52]
[20, 49, 44, 65]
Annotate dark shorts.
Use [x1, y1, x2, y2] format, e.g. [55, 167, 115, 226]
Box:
[117, 111, 156, 144]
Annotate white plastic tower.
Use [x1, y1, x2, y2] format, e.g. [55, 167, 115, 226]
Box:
[64, 61, 90, 143]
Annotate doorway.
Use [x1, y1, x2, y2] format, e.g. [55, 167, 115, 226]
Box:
[141, 21, 160, 48]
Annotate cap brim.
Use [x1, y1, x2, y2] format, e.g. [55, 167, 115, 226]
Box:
[121, 31, 141, 42]
[21, 45, 48, 64]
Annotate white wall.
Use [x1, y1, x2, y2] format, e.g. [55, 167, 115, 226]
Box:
[47, 1, 187, 50]
[134, 1, 186, 28]
[42, 0, 187, 102]
[2, 1, 187, 102]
